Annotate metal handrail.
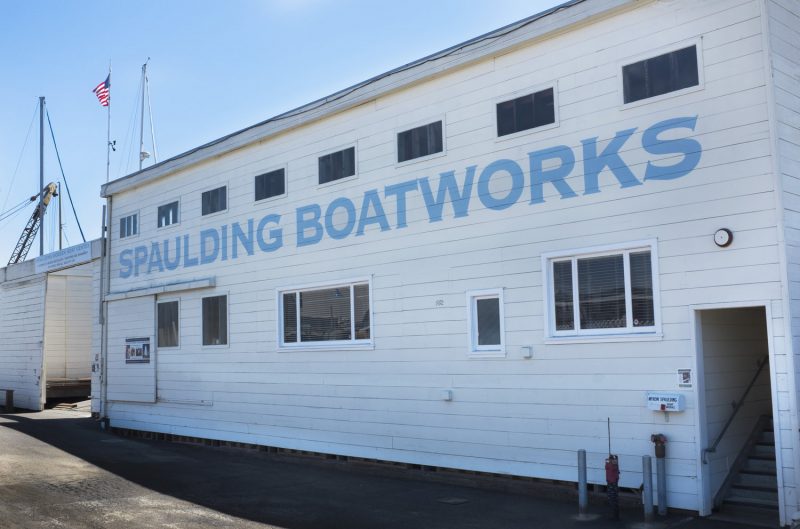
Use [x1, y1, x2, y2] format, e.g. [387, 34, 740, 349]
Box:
[702, 355, 768, 464]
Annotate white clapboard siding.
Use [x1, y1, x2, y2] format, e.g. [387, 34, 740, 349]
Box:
[43, 265, 93, 381]
[767, 0, 800, 516]
[106, 296, 155, 403]
[0, 276, 46, 410]
[100, 0, 800, 515]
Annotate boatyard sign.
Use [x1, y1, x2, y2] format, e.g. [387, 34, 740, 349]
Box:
[35, 241, 92, 274]
[119, 116, 702, 278]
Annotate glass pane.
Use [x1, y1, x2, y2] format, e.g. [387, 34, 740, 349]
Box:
[514, 93, 534, 132]
[283, 292, 297, 343]
[496, 99, 516, 136]
[300, 287, 351, 342]
[157, 301, 179, 347]
[202, 295, 227, 345]
[120, 218, 126, 238]
[533, 88, 555, 128]
[429, 121, 443, 155]
[578, 254, 626, 329]
[630, 251, 655, 327]
[553, 260, 574, 331]
[476, 297, 500, 346]
[342, 147, 355, 178]
[354, 283, 370, 340]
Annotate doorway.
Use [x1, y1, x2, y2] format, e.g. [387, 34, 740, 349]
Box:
[694, 305, 780, 523]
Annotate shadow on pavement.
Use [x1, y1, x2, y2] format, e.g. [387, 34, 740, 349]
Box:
[0, 412, 757, 529]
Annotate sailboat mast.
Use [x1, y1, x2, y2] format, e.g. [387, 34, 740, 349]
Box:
[39, 96, 45, 257]
[139, 60, 147, 171]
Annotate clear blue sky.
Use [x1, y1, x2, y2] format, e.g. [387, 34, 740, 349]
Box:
[0, 0, 561, 260]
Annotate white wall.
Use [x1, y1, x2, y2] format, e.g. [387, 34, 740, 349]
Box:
[0, 275, 46, 411]
[104, 0, 788, 512]
[43, 264, 93, 383]
[765, 0, 800, 518]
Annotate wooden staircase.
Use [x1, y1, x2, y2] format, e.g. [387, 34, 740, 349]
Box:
[712, 416, 779, 527]
[722, 418, 778, 510]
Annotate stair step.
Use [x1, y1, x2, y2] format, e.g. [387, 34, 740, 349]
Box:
[744, 458, 777, 474]
[729, 486, 779, 502]
[725, 494, 779, 509]
[758, 431, 774, 444]
[734, 473, 778, 491]
[751, 444, 775, 458]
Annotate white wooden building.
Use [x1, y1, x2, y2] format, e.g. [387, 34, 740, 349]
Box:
[98, 0, 800, 524]
[0, 240, 103, 411]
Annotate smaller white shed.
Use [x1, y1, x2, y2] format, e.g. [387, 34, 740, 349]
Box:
[0, 240, 102, 411]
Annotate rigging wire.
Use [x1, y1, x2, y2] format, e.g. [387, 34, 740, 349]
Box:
[146, 71, 158, 163]
[45, 109, 86, 242]
[2, 102, 39, 213]
[120, 74, 144, 177]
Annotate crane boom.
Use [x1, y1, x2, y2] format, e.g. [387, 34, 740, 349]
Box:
[8, 183, 58, 265]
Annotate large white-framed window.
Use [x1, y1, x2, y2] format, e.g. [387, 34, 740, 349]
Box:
[277, 278, 372, 350]
[202, 294, 228, 346]
[542, 240, 661, 339]
[466, 288, 505, 356]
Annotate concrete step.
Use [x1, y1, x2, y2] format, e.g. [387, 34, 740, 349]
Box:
[734, 472, 778, 491]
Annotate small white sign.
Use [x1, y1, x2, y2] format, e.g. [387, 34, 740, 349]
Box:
[678, 368, 692, 388]
[646, 392, 686, 412]
[34, 242, 92, 274]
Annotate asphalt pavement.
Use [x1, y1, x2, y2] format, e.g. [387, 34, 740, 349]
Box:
[0, 408, 764, 529]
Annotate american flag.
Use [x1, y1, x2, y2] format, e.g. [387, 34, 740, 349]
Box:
[93, 75, 110, 107]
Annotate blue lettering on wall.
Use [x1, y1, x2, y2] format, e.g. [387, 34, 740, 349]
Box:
[119, 116, 703, 277]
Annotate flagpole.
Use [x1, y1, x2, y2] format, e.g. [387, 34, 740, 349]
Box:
[106, 63, 111, 183]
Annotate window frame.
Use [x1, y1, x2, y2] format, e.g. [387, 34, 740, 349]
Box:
[156, 199, 180, 229]
[317, 144, 358, 187]
[276, 277, 374, 351]
[619, 38, 704, 109]
[200, 184, 228, 217]
[201, 293, 229, 348]
[541, 240, 662, 342]
[395, 117, 447, 167]
[118, 211, 139, 239]
[254, 165, 288, 204]
[494, 81, 559, 142]
[156, 298, 180, 349]
[466, 288, 506, 357]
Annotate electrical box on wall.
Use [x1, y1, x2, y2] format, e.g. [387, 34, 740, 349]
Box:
[646, 392, 686, 412]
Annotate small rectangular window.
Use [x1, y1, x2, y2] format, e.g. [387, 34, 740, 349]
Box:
[546, 243, 659, 337]
[119, 214, 138, 238]
[279, 281, 371, 347]
[397, 121, 443, 163]
[157, 301, 179, 347]
[319, 147, 355, 185]
[201, 186, 227, 215]
[255, 168, 286, 201]
[623, 45, 699, 104]
[202, 295, 228, 346]
[467, 289, 505, 355]
[157, 201, 179, 228]
[496, 87, 555, 137]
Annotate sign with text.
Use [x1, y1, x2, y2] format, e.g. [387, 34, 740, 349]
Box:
[125, 337, 151, 364]
[35, 241, 92, 274]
